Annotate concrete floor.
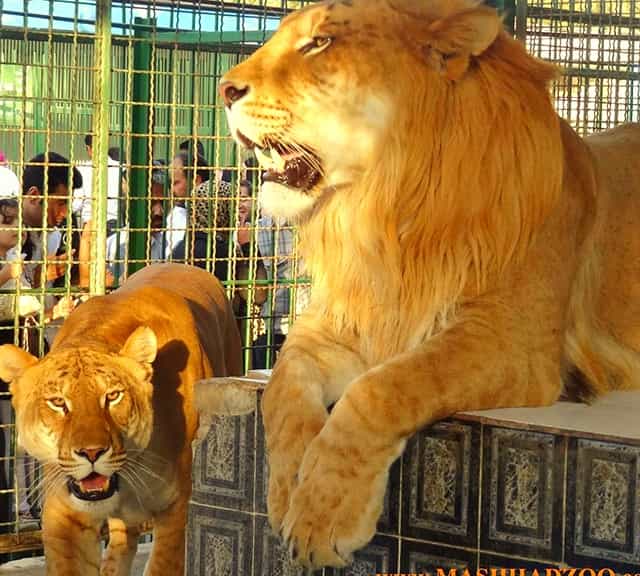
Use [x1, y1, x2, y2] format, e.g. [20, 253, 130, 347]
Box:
[0, 542, 152, 575]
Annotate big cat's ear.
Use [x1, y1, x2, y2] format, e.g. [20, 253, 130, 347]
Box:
[0, 345, 38, 384]
[426, 4, 501, 58]
[120, 326, 157, 365]
[391, 0, 502, 80]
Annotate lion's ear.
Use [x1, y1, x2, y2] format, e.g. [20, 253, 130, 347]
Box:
[413, 4, 501, 80]
[120, 326, 157, 365]
[428, 5, 501, 57]
[0, 345, 38, 383]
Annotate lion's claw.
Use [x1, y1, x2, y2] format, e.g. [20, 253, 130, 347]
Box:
[277, 433, 390, 569]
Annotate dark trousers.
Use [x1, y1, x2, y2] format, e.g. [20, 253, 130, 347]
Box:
[172, 232, 230, 283]
[251, 332, 286, 369]
[0, 321, 41, 533]
[0, 412, 10, 534]
[0, 324, 17, 533]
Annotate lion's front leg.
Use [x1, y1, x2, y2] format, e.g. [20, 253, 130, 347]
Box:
[262, 317, 365, 533]
[41, 494, 103, 576]
[263, 357, 328, 534]
[145, 491, 189, 576]
[282, 420, 404, 568]
[100, 518, 140, 576]
[283, 307, 564, 568]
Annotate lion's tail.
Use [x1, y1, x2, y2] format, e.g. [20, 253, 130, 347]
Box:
[564, 328, 640, 402]
[564, 250, 640, 402]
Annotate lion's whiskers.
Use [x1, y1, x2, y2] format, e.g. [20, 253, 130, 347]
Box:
[270, 128, 325, 177]
[126, 449, 169, 466]
[125, 456, 165, 484]
[117, 469, 146, 510]
[25, 466, 66, 507]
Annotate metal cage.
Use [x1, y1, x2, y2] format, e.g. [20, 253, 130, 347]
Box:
[0, 0, 637, 562]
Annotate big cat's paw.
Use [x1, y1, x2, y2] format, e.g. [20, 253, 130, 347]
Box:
[280, 434, 389, 569]
[265, 410, 327, 532]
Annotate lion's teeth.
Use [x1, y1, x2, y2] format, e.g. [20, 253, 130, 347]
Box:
[255, 147, 275, 170]
[271, 148, 287, 171]
[255, 146, 289, 172]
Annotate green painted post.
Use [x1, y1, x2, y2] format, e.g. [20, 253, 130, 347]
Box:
[152, 30, 274, 45]
[487, 0, 516, 35]
[91, 0, 112, 296]
[128, 17, 154, 276]
[33, 67, 45, 153]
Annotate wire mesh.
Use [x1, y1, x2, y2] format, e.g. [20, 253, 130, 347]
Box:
[520, 0, 640, 133]
[0, 0, 637, 562]
[0, 0, 314, 560]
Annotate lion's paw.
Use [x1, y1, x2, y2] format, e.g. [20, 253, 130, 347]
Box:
[267, 455, 299, 532]
[280, 435, 388, 569]
[265, 412, 327, 532]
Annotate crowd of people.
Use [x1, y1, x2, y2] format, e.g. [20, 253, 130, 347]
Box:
[0, 135, 306, 533]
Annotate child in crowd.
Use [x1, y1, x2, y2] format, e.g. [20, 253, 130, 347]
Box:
[0, 189, 39, 322]
[0, 182, 73, 325]
[0, 171, 73, 527]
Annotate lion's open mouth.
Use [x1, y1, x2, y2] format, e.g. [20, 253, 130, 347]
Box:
[236, 130, 322, 192]
[67, 472, 119, 502]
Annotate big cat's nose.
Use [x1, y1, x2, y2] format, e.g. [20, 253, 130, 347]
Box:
[219, 81, 249, 108]
[75, 446, 108, 463]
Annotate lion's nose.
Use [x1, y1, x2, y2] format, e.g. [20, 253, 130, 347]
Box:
[219, 81, 249, 108]
[75, 446, 108, 463]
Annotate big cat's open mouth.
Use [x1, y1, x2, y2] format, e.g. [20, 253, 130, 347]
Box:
[236, 129, 322, 192]
[67, 472, 119, 502]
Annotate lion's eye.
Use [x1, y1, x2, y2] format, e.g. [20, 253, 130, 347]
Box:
[46, 397, 67, 414]
[299, 36, 333, 56]
[105, 390, 124, 406]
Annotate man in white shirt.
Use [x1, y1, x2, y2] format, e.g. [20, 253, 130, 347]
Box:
[166, 150, 210, 256]
[72, 135, 121, 234]
[105, 162, 167, 285]
[20, 152, 82, 289]
[165, 204, 187, 257]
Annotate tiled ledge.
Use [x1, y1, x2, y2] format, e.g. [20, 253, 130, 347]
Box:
[460, 391, 640, 444]
[188, 375, 640, 575]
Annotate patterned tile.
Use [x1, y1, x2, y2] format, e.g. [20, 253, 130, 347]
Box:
[186, 505, 253, 576]
[378, 459, 401, 535]
[479, 553, 561, 572]
[566, 438, 640, 571]
[481, 427, 565, 562]
[191, 412, 256, 511]
[326, 535, 399, 576]
[399, 540, 476, 573]
[402, 420, 480, 547]
[256, 410, 269, 515]
[257, 413, 400, 535]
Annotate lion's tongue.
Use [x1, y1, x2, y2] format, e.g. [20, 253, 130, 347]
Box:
[262, 156, 320, 190]
[79, 472, 109, 492]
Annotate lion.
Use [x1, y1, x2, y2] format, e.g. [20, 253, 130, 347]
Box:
[215, 0, 640, 568]
[0, 263, 249, 575]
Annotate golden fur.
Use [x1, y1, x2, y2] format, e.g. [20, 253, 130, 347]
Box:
[220, 0, 640, 568]
[0, 264, 242, 575]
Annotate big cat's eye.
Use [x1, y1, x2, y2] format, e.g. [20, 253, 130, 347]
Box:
[105, 390, 124, 406]
[298, 36, 333, 56]
[46, 397, 67, 414]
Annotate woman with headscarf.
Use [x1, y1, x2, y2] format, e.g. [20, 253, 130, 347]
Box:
[169, 150, 233, 282]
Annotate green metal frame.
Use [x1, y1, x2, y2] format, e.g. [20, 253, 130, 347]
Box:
[128, 17, 153, 277]
[153, 30, 274, 45]
[489, 0, 517, 34]
[91, 0, 112, 295]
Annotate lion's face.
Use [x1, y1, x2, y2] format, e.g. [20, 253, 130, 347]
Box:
[0, 327, 157, 516]
[220, 0, 501, 220]
[221, 0, 397, 219]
